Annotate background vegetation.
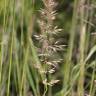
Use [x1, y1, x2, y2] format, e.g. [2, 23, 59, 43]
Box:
[0, 0, 96, 96]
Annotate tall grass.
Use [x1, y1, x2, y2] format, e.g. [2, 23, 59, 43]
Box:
[0, 0, 96, 96]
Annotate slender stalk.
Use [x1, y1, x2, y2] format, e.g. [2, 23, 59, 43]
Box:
[19, 0, 25, 95]
[7, 0, 15, 95]
[89, 62, 95, 95]
[0, 0, 7, 91]
[63, 0, 78, 95]
[77, 0, 87, 96]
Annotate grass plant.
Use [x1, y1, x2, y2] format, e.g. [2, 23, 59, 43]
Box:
[0, 0, 96, 96]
